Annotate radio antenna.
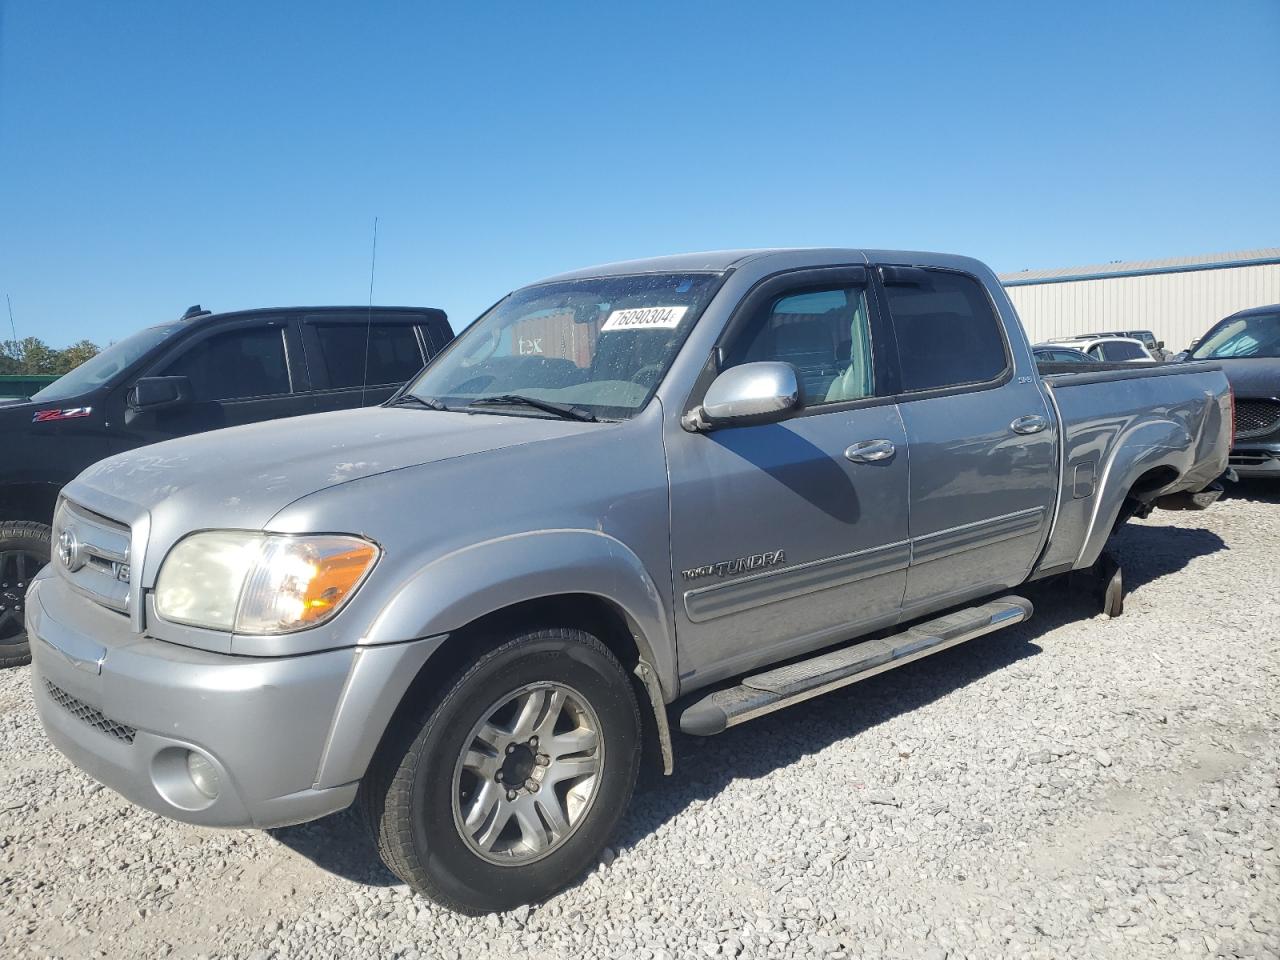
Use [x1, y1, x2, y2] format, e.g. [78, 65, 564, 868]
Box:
[5, 294, 17, 363]
[360, 216, 379, 407]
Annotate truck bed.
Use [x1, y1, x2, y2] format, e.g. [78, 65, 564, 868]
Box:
[1033, 360, 1231, 578]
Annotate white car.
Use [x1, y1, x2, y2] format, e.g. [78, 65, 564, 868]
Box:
[1039, 336, 1155, 363]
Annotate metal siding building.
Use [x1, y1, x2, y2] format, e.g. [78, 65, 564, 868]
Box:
[999, 249, 1280, 352]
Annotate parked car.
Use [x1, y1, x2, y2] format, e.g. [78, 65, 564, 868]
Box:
[27, 250, 1231, 913]
[1184, 303, 1280, 478]
[1033, 345, 1093, 363]
[0, 304, 451, 667]
[1089, 329, 1166, 359]
[1040, 335, 1156, 363]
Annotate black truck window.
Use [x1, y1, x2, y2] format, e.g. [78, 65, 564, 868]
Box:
[312, 323, 424, 389]
[160, 327, 291, 401]
[882, 270, 1007, 392]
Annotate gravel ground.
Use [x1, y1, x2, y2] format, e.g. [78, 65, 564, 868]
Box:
[2, 483, 1278, 960]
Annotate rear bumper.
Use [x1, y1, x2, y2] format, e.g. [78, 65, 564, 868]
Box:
[27, 570, 442, 829]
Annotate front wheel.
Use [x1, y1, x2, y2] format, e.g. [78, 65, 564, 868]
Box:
[0, 522, 52, 669]
[360, 627, 641, 914]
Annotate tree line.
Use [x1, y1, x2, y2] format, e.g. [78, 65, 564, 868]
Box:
[0, 338, 101, 377]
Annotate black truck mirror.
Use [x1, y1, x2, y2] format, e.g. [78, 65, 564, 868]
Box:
[128, 376, 192, 412]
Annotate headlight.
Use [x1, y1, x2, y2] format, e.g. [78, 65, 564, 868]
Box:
[154, 532, 379, 635]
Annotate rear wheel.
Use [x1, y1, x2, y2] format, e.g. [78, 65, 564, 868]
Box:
[0, 522, 51, 669]
[360, 627, 641, 914]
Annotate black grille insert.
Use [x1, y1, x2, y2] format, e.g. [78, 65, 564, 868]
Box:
[1235, 398, 1280, 439]
[45, 680, 136, 743]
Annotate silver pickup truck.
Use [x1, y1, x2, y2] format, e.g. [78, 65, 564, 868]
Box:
[27, 249, 1232, 913]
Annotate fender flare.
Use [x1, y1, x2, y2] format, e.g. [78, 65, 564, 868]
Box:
[365, 528, 678, 699]
[1076, 417, 1189, 568]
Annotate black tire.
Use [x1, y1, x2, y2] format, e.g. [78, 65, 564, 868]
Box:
[0, 521, 51, 669]
[359, 627, 641, 914]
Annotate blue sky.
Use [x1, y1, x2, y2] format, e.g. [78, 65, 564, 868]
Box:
[1, 0, 1278, 348]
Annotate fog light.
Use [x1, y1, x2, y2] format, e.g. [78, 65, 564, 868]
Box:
[186, 751, 220, 800]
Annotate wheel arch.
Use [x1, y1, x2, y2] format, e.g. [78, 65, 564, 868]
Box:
[1076, 419, 1190, 568]
[318, 531, 679, 789]
[365, 529, 677, 698]
[0, 482, 60, 527]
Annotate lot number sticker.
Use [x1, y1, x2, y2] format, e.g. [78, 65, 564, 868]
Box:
[600, 305, 688, 331]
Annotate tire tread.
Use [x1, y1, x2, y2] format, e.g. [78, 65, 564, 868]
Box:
[0, 521, 52, 669]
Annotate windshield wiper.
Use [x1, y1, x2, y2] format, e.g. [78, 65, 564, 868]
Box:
[467, 394, 597, 422]
[387, 394, 449, 411]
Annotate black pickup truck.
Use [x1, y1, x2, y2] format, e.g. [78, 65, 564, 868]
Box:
[1, 304, 451, 666]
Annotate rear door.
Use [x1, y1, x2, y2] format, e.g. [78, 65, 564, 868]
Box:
[875, 264, 1058, 614]
[301, 313, 429, 413]
[666, 266, 911, 686]
[113, 316, 310, 450]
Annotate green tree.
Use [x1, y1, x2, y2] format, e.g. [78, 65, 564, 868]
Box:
[55, 339, 101, 373]
[0, 337, 101, 376]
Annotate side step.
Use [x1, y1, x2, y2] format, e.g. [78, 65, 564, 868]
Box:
[679, 595, 1033, 736]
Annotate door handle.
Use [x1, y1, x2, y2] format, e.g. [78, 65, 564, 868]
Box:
[1011, 414, 1048, 435]
[844, 439, 896, 463]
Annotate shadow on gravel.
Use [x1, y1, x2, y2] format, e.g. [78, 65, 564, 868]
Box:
[265, 519, 1229, 891]
[1109, 520, 1228, 594]
[1223, 478, 1280, 504]
[268, 809, 399, 887]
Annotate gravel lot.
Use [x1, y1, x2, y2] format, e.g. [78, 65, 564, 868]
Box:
[2, 483, 1277, 960]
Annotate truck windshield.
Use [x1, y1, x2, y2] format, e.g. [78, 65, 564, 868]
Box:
[405, 272, 722, 419]
[29, 323, 184, 404]
[1191, 312, 1280, 360]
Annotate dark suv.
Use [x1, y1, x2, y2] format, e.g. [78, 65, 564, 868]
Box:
[1184, 303, 1280, 479]
[0, 304, 451, 666]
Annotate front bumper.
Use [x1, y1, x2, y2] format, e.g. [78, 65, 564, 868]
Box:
[1229, 444, 1280, 478]
[27, 570, 441, 829]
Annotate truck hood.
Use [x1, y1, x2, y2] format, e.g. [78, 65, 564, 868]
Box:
[66, 406, 597, 532]
[1207, 357, 1280, 398]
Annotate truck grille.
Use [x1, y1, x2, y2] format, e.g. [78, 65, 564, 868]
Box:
[52, 500, 132, 615]
[44, 680, 137, 743]
[1234, 398, 1280, 440]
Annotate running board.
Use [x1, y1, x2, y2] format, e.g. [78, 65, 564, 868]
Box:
[679, 596, 1033, 736]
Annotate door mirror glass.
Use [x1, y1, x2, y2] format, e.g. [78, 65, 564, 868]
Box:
[684, 362, 800, 431]
[129, 376, 192, 411]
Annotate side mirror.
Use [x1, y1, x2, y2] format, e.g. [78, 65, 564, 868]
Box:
[128, 376, 192, 412]
[1156, 340, 1165, 350]
[682, 361, 800, 432]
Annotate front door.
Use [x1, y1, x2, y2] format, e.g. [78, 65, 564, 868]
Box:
[874, 264, 1058, 613]
[666, 268, 911, 688]
[111, 318, 311, 453]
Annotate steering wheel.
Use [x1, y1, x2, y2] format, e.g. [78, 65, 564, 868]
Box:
[631, 364, 665, 388]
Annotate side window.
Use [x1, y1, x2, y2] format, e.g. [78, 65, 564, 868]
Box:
[1087, 344, 1104, 359]
[311, 323, 425, 389]
[881, 269, 1007, 392]
[1106, 341, 1145, 361]
[723, 286, 875, 406]
[159, 326, 291, 401]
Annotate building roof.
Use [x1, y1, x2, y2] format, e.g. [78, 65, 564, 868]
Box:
[999, 248, 1280, 287]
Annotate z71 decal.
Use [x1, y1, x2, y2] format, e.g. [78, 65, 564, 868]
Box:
[33, 407, 93, 423]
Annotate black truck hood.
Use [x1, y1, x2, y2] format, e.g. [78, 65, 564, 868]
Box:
[1209, 358, 1280, 398]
